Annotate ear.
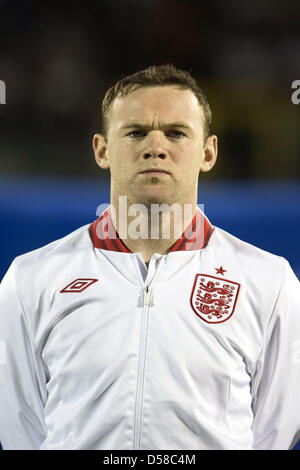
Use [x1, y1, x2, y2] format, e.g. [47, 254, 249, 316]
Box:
[200, 135, 218, 173]
[93, 134, 110, 169]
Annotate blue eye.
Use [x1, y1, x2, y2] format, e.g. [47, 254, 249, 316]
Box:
[128, 130, 146, 138]
[167, 130, 185, 138]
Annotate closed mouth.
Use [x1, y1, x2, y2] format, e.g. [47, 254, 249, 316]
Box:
[140, 169, 170, 174]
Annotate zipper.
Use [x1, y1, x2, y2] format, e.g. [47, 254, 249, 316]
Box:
[133, 285, 152, 449]
[133, 255, 166, 450]
[143, 285, 151, 306]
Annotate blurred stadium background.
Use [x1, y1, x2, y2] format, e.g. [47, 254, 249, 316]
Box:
[0, 0, 299, 450]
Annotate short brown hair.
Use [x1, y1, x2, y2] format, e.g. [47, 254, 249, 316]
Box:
[101, 64, 212, 141]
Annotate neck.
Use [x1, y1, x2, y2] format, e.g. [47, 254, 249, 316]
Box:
[89, 202, 214, 261]
[110, 195, 198, 263]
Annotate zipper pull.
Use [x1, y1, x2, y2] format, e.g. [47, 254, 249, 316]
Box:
[143, 286, 152, 306]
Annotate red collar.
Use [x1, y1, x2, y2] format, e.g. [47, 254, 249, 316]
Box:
[89, 207, 214, 252]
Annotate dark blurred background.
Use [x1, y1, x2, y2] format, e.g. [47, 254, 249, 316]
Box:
[1, 0, 300, 178]
[0, 0, 300, 450]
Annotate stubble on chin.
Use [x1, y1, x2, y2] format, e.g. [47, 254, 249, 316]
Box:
[130, 181, 179, 207]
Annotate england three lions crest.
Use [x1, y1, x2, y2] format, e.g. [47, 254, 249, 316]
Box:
[190, 274, 240, 324]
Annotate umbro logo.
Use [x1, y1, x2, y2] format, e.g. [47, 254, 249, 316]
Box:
[60, 278, 98, 293]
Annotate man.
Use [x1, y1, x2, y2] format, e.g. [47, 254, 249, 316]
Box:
[0, 65, 299, 450]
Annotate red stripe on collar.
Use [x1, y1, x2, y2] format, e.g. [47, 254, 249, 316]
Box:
[89, 207, 214, 252]
[89, 209, 131, 253]
[169, 209, 214, 251]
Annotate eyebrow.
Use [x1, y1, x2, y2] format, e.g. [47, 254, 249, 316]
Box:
[120, 121, 192, 131]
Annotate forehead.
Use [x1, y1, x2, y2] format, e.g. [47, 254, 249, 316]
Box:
[109, 85, 204, 127]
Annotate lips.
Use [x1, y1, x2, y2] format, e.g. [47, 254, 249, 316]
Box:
[140, 169, 170, 174]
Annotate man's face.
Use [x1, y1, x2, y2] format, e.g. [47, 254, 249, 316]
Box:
[93, 85, 217, 207]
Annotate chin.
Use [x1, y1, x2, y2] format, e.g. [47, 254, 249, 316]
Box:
[129, 182, 179, 207]
[139, 192, 176, 207]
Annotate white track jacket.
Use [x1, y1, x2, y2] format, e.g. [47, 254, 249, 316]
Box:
[0, 208, 299, 450]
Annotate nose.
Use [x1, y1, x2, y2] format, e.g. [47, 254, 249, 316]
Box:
[143, 151, 166, 160]
[143, 132, 167, 160]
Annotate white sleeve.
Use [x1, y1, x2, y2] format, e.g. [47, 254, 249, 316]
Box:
[251, 259, 300, 450]
[0, 261, 47, 450]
